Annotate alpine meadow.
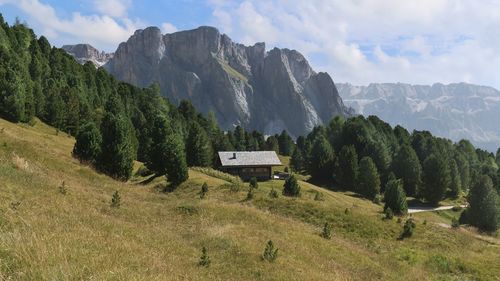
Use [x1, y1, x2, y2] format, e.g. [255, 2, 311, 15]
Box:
[1, 3, 500, 281]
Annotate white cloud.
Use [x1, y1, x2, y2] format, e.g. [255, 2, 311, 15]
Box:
[93, 0, 131, 18]
[209, 0, 500, 89]
[161, 22, 177, 33]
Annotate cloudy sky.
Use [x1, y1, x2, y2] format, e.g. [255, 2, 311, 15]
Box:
[1, 0, 499, 89]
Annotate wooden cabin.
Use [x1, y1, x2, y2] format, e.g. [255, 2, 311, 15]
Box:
[217, 151, 282, 181]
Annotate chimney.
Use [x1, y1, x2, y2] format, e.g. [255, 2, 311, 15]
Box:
[232, 152, 236, 159]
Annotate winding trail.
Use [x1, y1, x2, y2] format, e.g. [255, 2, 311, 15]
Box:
[408, 205, 467, 214]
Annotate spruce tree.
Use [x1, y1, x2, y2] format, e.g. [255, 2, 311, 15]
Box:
[421, 154, 450, 205]
[99, 112, 134, 180]
[391, 144, 422, 197]
[146, 114, 172, 175]
[164, 133, 189, 187]
[449, 159, 462, 198]
[200, 182, 208, 199]
[73, 122, 102, 164]
[307, 135, 334, 181]
[290, 148, 305, 173]
[283, 175, 301, 197]
[278, 130, 294, 156]
[358, 156, 381, 200]
[467, 175, 498, 232]
[262, 240, 278, 262]
[265, 136, 279, 153]
[384, 178, 408, 215]
[198, 247, 211, 267]
[186, 122, 212, 167]
[336, 145, 359, 190]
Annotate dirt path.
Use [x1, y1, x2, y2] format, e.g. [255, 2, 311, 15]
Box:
[408, 205, 466, 214]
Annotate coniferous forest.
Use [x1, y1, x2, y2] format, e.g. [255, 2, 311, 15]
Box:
[0, 16, 498, 232]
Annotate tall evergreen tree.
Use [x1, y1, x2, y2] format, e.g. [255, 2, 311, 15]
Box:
[164, 133, 189, 187]
[73, 122, 102, 164]
[449, 159, 462, 198]
[265, 135, 279, 153]
[421, 154, 451, 205]
[290, 148, 305, 173]
[146, 115, 172, 175]
[384, 178, 408, 215]
[336, 145, 359, 190]
[186, 122, 212, 167]
[358, 156, 381, 200]
[391, 144, 422, 197]
[307, 135, 335, 181]
[99, 112, 134, 180]
[278, 130, 294, 156]
[467, 175, 498, 232]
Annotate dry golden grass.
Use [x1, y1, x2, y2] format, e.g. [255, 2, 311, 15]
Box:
[0, 118, 499, 280]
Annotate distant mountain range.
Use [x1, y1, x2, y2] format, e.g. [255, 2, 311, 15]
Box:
[63, 26, 352, 138]
[62, 44, 113, 67]
[337, 83, 500, 152]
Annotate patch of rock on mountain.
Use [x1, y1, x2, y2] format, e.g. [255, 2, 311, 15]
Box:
[62, 44, 113, 67]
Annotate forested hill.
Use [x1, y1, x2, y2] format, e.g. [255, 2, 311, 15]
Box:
[0, 16, 499, 215]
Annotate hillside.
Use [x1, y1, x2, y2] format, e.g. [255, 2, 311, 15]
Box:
[338, 82, 500, 152]
[1, 118, 499, 280]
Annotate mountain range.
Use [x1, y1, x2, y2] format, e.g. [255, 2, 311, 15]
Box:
[338, 83, 500, 151]
[64, 26, 352, 138]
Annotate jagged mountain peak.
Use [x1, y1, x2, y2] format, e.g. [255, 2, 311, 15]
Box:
[101, 26, 351, 137]
[61, 44, 113, 67]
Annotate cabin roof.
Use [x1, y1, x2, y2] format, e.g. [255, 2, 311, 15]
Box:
[218, 151, 282, 167]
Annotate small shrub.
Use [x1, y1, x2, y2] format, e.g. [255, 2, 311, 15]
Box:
[320, 222, 332, 239]
[344, 208, 351, 215]
[269, 188, 279, 198]
[384, 207, 394, 220]
[451, 218, 460, 228]
[200, 182, 208, 199]
[249, 177, 258, 189]
[400, 218, 416, 239]
[282, 175, 300, 197]
[373, 194, 382, 204]
[314, 191, 324, 201]
[246, 187, 254, 201]
[111, 190, 121, 208]
[198, 247, 211, 267]
[59, 181, 67, 195]
[262, 240, 278, 262]
[423, 220, 427, 225]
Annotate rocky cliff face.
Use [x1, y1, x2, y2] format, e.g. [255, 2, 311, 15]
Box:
[103, 26, 352, 137]
[338, 82, 500, 151]
[62, 44, 113, 67]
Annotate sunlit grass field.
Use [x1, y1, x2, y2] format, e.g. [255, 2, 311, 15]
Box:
[0, 118, 499, 280]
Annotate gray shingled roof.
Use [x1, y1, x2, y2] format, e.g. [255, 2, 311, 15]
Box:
[218, 151, 282, 167]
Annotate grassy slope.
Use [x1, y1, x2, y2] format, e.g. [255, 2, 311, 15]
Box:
[0, 118, 499, 281]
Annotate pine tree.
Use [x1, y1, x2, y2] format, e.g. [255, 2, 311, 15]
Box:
[265, 135, 279, 153]
[99, 112, 134, 180]
[290, 148, 305, 173]
[384, 178, 408, 215]
[321, 222, 333, 239]
[307, 135, 334, 181]
[278, 130, 294, 156]
[467, 175, 498, 232]
[449, 159, 462, 198]
[198, 247, 211, 267]
[73, 122, 102, 164]
[391, 144, 422, 197]
[249, 177, 258, 189]
[200, 182, 208, 199]
[421, 154, 450, 205]
[400, 218, 416, 239]
[186, 122, 212, 167]
[164, 133, 189, 187]
[336, 145, 359, 190]
[283, 175, 301, 197]
[111, 190, 121, 208]
[146, 114, 172, 175]
[358, 156, 381, 200]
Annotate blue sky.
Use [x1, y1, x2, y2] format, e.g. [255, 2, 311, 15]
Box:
[1, 0, 499, 89]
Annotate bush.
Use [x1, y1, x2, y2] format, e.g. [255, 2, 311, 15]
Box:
[283, 175, 300, 197]
[373, 194, 382, 204]
[314, 191, 324, 201]
[262, 240, 278, 262]
[198, 247, 211, 267]
[111, 190, 121, 208]
[200, 182, 208, 199]
[58, 181, 67, 195]
[400, 218, 416, 239]
[321, 222, 332, 239]
[451, 218, 460, 228]
[269, 188, 279, 198]
[249, 177, 258, 189]
[384, 207, 394, 220]
[246, 187, 254, 200]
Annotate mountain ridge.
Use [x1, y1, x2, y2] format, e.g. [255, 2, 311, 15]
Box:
[64, 26, 352, 137]
[338, 82, 500, 151]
